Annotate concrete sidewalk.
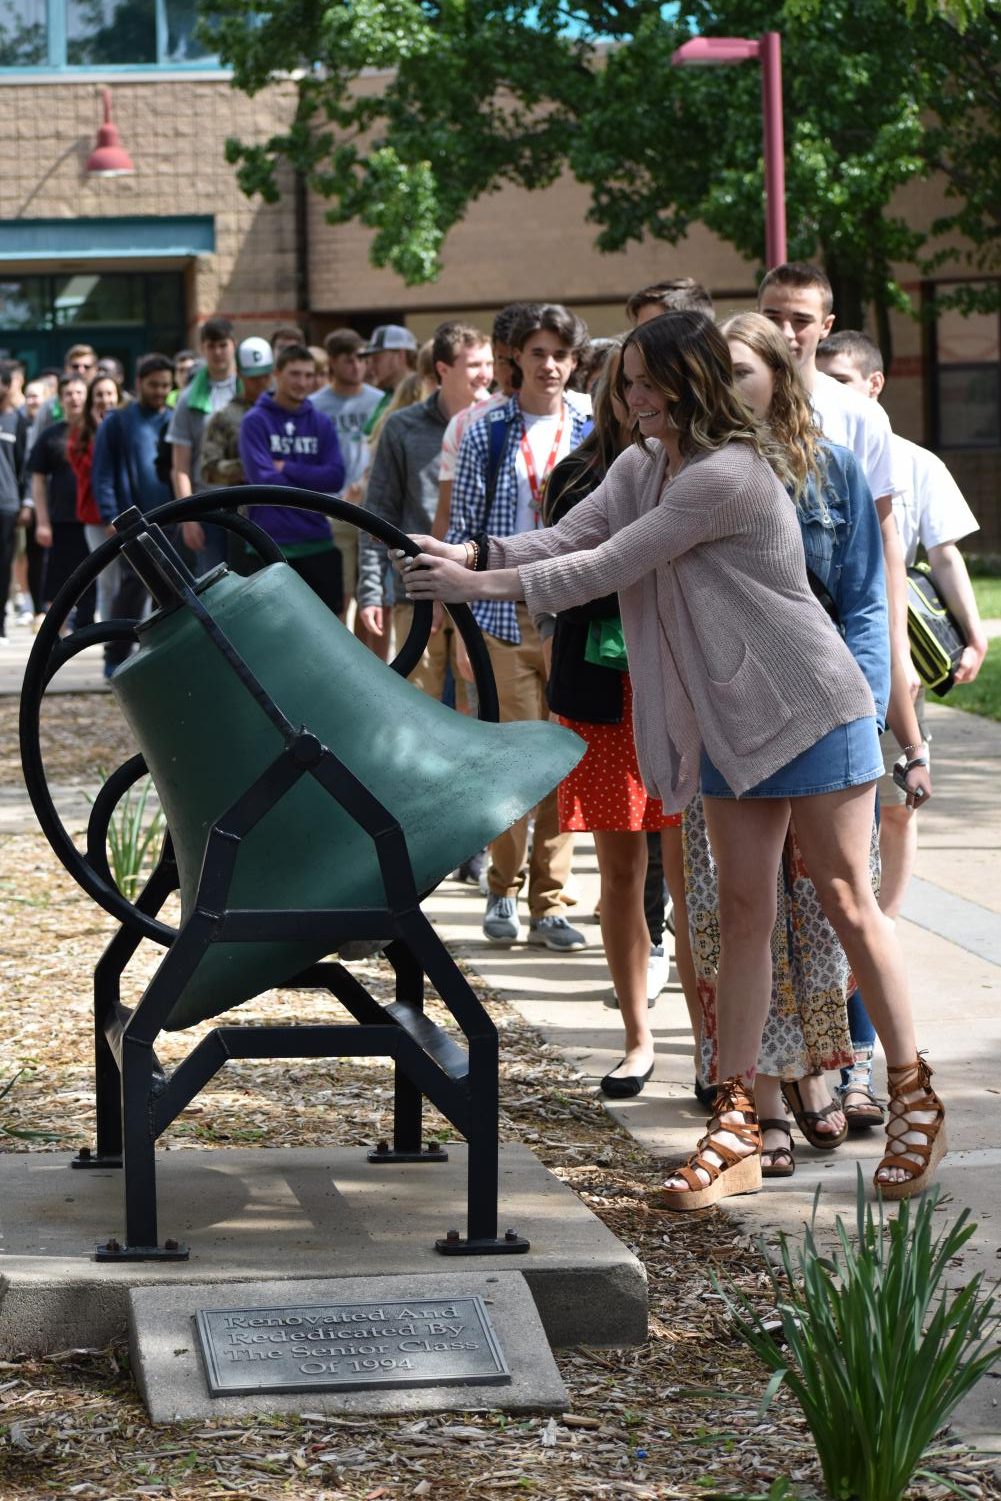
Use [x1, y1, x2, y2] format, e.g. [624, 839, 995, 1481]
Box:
[424, 696, 1001, 1451]
[0, 609, 108, 694]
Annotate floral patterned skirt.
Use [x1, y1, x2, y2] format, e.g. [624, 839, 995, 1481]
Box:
[682, 793, 880, 1082]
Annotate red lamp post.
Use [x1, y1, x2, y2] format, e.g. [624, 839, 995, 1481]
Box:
[671, 32, 787, 269]
[86, 87, 135, 178]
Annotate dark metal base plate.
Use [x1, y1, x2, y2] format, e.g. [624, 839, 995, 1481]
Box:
[435, 1234, 530, 1256]
[72, 1150, 123, 1170]
[367, 1144, 449, 1164]
[95, 1240, 190, 1262]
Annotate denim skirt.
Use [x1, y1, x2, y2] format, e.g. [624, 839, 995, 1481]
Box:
[700, 716, 883, 800]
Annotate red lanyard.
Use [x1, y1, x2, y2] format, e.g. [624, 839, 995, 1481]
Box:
[520, 407, 566, 523]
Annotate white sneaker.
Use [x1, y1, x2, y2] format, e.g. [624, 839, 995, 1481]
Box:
[604, 944, 667, 1009]
[647, 943, 669, 1001]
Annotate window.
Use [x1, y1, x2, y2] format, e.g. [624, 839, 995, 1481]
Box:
[66, 0, 156, 65]
[930, 282, 1001, 450]
[0, 272, 186, 379]
[53, 273, 147, 326]
[0, 0, 218, 68]
[0, 0, 46, 66]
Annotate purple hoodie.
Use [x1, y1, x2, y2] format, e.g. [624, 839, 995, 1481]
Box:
[239, 391, 345, 546]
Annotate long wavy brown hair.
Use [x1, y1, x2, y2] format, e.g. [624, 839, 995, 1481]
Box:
[617, 310, 796, 490]
[720, 311, 826, 503]
[542, 342, 630, 525]
[77, 374, 123, 453]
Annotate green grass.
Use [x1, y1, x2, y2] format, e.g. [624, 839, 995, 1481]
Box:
[971, 576, 1001, 621]
[950, 644, 1001, 722]
[947, 576, 1000, 722]
[940, 576, 1000, 722]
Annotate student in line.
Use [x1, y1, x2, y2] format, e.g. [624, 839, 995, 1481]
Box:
[394, 311, 946, 1210]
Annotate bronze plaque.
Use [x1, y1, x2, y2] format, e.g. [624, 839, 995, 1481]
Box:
[196, 1295, 510, 1397]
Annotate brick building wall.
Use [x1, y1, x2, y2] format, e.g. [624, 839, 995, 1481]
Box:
[0, 72, 995, 549]
[0, 76, 302, 339]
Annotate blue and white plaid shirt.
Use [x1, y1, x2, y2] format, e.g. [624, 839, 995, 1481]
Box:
[446, 394, 591, 643]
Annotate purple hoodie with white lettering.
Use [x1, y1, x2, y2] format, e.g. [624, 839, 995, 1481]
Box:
[238, 391, 345, 546]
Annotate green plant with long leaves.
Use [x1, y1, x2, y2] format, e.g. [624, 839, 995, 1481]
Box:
[0, 1070, 60, 1142]
[720, 1173, 1000, 1501]
[90, 769, 166, 901]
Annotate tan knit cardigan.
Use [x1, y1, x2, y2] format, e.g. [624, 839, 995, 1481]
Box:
[489, 439, 875, 812]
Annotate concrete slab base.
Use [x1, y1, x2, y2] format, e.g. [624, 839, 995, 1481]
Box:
[130, 1270, 568, 1423]
[0, 1145, 646, 1356]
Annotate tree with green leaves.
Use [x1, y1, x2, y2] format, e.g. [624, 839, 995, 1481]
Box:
[200, 0, 1001, 351]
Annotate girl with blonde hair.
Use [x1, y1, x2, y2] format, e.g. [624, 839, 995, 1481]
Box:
[679, 311, 922, 1176]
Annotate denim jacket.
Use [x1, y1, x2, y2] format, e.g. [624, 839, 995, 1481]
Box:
[797, 440, 890, 728]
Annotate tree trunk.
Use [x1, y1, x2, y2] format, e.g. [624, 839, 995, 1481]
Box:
[873, 297, 893, 374]
[823, 255, 894, 372]
[824, 259, 866, 338]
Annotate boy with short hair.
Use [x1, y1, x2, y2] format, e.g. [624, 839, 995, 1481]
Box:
[238, 343, 346, 615]
[445, 303, 591, 952]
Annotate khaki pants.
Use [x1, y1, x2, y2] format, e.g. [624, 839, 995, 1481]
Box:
[483, 604, 574, 918]
[392, 603, 471, 710]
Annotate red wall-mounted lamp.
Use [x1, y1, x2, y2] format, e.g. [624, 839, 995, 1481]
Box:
[86, 87, 135, 177]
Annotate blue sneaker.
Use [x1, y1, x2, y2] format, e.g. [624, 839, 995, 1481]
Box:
[528, 915, 586, 952]
[483, 893, 521, 944]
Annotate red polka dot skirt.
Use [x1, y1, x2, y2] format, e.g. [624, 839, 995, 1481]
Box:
[557, 675, 680, 833]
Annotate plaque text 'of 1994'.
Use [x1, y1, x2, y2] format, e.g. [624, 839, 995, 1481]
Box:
[196, 1296, 511, 1397]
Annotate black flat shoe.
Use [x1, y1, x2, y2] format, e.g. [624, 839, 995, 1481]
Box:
[600, 1061, 654, 1098]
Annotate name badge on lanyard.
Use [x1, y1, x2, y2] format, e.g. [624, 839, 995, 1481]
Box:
[520, 408, 565, 526]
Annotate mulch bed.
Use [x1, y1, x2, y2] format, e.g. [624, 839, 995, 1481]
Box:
[1, 694, 997, 1500]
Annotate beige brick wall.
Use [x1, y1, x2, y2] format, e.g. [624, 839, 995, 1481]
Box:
[1, 73, 997, 540]
[0, 77, 302, 340]
[0, 75, 986, 346]
[307, 168, 759, 322]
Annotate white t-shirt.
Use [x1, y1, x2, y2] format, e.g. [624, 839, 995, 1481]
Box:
[810, 368, 896, 501]
[889, 433, 979, 565]
[513, 408, 574, 535]
[439, 386, 593, 483]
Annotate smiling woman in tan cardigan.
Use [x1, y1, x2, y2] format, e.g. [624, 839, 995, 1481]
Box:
[398, 311, 946, 1212]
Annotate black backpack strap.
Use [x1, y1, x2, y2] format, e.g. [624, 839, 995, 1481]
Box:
[807, 566, 840, 627]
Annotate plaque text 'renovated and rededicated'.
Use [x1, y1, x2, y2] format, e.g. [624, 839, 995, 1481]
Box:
[196, 1296, 511, 1397]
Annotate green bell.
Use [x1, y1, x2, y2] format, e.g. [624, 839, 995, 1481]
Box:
[111, 562, 583, 1030]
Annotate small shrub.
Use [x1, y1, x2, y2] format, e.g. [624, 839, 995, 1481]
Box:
[90, 768, 166, 900]
[0, 1069, 61, 1141]
[720, 1172, 1000, 1501]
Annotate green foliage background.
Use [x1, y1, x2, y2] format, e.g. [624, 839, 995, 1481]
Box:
[199, 0, 1000, 346]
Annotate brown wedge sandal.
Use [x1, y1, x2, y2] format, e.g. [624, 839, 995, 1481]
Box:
[759, 1118, 795, 1179]
[781, 1077, 848, 1150]
[874, 1056, 947, 1202]
[653, 1077, 763, 1212]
